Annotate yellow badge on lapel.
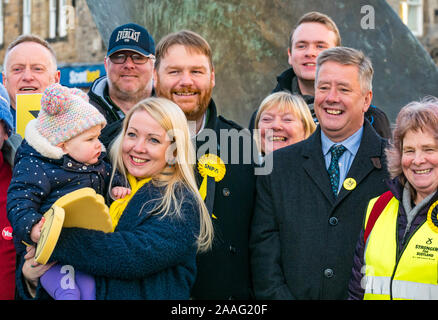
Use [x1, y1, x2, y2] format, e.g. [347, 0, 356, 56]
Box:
[197, 154, 226, 201]
[343, 178, 357, 191]
[427, 200, 438, 233]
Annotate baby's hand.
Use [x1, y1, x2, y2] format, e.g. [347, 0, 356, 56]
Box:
[112, 187, 131, 200]
[30, 217, 45, 243]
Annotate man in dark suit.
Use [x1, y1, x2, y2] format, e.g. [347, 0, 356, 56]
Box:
[250, 47, 390, 299]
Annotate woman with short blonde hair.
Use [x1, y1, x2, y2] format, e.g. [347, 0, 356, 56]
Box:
[254, 91, 316, 155]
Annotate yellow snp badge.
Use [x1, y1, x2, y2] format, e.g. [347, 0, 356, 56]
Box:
[197, 154, 226, 202]
[343, 178, 357, 191]
[427, 200, 438, 233]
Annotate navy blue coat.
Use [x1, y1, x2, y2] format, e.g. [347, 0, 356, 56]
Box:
[7, 139, 110, 255]
[16, 182, 201, 300]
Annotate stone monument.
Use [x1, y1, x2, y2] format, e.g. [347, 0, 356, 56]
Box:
[86, 0, 438, 125]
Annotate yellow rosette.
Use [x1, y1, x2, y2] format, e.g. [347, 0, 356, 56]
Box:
[198, 154, 226, 219]
[427, 200, 438, 233]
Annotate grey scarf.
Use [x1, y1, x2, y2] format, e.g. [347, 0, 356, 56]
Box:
[402, 181, 435, 242]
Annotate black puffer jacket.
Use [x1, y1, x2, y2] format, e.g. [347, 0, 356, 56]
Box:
[88, 76, 124, 149]
[7, 120, 110, 255]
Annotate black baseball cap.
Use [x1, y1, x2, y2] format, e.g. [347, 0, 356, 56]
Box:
[107, 23, 155, 57]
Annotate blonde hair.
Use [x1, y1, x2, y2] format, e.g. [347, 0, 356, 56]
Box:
[109, 97, 213, 252]
[254, 92, 316, 151]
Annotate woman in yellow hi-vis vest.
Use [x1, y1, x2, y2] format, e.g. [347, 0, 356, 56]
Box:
[348, 97, 438, 300]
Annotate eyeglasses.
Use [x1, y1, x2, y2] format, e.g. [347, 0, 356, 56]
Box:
[109, 52, 155, 65]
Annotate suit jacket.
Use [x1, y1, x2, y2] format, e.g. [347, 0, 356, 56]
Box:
[250, 120, 389, 299]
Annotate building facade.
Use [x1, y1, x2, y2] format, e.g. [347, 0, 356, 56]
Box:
[0, 0, 107, 89]
[387, 0, 438, 64]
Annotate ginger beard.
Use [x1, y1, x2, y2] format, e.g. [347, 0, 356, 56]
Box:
[154, 74, 213, 121]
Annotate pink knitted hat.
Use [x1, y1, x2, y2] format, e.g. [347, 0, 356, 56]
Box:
[36, 83, 107, 146]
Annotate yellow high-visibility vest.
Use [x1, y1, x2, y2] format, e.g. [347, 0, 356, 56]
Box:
[362, 196, 438, 300]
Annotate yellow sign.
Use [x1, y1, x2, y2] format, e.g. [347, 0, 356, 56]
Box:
[343, 177, 357, 191]
[35, 187, 113, 264]
[16, 93, 43, 138]
[35, 205, 64, 265]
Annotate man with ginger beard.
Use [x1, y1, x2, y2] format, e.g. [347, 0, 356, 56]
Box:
[154, 30, 256, 300]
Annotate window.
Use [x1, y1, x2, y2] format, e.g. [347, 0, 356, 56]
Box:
[23, 0, 31, 34]
[49, 0, 57, 39]
[58, 0, 67, 38]
[49, 0, 69, 39]
[400, 0, 424, 37]
[0, 0, 4, 46]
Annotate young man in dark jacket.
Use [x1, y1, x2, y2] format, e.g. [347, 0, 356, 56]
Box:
[249, 11, 391, 139]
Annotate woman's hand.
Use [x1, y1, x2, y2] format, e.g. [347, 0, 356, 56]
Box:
[22, 245, 55, 288]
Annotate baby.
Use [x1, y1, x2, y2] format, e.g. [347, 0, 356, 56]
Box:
[7, 83, 128, 300]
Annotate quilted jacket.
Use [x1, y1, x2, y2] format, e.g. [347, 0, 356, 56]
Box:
[7, 120, 111, 256]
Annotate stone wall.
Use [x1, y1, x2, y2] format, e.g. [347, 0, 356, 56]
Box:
[87, 0, 437, 124]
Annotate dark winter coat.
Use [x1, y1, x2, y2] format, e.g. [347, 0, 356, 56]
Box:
[88, 76, 125, 149]
[250, 120, 389, 299]
[190, 100, 256, 299]
[16, 182, 201, 300]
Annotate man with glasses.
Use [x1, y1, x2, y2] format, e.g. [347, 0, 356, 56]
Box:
[88, 23, 155, 148]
